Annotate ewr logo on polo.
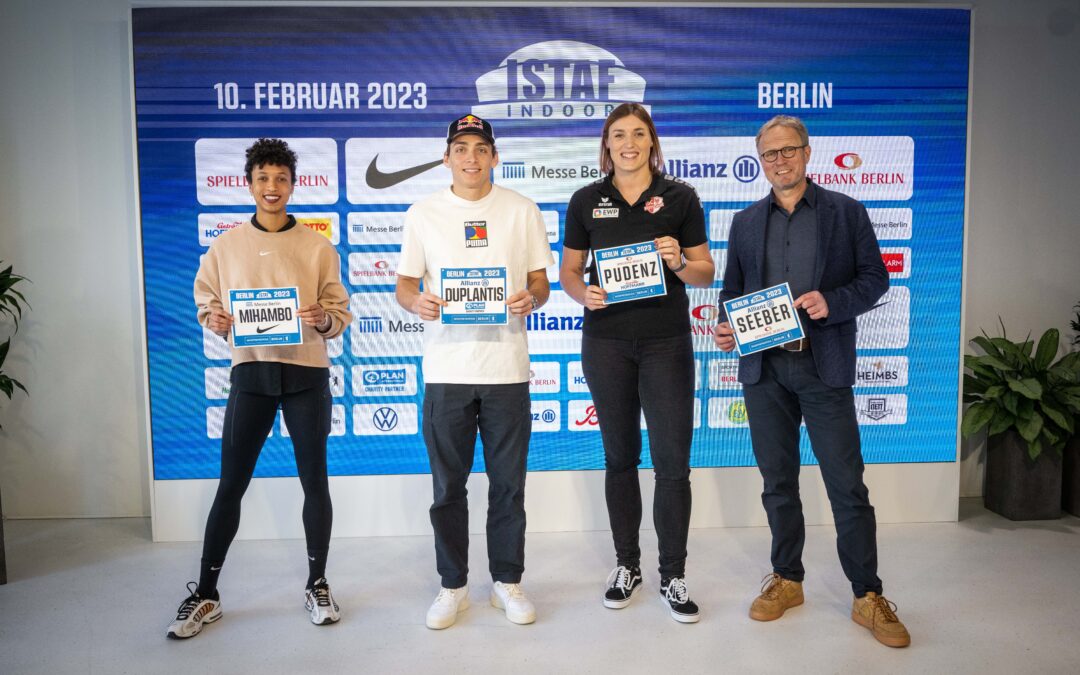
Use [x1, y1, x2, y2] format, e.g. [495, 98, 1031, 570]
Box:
[472, 40, 648, 120]
[353, 403, 418, 435]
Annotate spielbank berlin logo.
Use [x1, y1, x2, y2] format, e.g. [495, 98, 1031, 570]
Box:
[472, 40, 648, 120]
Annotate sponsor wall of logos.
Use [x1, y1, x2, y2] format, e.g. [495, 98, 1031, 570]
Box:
[135, 7, 968, 480]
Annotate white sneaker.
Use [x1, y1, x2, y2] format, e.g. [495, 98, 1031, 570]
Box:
[304, 578, 341, 625]
[426, 585, 469, 630]
[490, 581, 536, 625]
[166, 582, 222, 639]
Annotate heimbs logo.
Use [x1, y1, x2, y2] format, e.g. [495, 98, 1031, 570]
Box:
[472, 40, 648, 120]
[855, 357, 908, 388]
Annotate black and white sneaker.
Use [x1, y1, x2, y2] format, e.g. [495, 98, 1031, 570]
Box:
[305, 577, 341, 625]
[166, 582, 222, 639]
[660, 577, 700, 624]
[604, 565, 643, 609]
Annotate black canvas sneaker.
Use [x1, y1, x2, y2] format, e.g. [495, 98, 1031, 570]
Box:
[604, 565, 643, 609]
[660, 576, 700, 623]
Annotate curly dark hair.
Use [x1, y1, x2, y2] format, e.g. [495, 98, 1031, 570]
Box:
[244, 138, 297, 184]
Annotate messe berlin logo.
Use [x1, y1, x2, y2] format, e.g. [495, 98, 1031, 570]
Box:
[472, 40, 648, 120]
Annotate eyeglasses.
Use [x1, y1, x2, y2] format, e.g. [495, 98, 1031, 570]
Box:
[759, 145, 806, 163]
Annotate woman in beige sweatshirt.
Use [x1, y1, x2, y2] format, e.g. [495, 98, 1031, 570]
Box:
[168, 138, 351, 639]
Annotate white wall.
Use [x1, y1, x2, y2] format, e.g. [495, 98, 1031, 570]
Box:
[960, 0, 1080, 495]
[1, 0, 1077, 518]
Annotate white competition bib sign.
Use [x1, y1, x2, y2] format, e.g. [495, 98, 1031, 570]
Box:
[229, 287, 303, 347]
[723, 282, 804, 356]
[594, 240, 667, 304]
[440, 267, 508, 325]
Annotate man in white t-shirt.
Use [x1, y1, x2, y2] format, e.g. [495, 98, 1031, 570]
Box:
[396, 114, 554, 630]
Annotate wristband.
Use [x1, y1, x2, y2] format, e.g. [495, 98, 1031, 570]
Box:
[671, 257, 687, 273]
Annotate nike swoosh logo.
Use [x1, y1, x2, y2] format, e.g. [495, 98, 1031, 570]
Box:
[210, 566, 221, 571]
[259, 251, 274, 256]
[365, 155, 443, 189]
[256, 324, 281, 333]
[308, 555, 316, 561]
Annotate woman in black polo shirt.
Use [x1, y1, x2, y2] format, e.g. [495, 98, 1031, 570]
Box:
[560, 103, 714, 624]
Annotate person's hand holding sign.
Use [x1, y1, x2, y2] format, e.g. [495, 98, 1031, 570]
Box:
[584, 285, 608, 311]
[412, 291, 448, 321]
[712, 321, 736, 352]
[207, 308, 234, 337]
[298, 303, 330, 331]
[794, 291, 829, 320]
[654, 235, 682, 270]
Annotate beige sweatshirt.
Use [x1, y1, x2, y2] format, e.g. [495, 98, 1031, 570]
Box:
[194, 220, 352, 367]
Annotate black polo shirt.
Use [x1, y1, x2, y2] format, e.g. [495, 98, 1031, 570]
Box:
[230, 214, 330, 396]
[563, 173, 707, 339]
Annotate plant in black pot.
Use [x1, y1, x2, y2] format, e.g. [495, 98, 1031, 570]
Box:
[962, 322, 1080, 520]
[1065, 302, 1080, 517]
[0, 262, 31, 584]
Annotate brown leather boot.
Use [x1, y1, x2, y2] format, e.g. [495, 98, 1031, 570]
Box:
[749, 573, 804, 621]
[851, 592, 911, 647]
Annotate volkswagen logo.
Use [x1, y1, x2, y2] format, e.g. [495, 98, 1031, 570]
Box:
[372, 406, 399, 431]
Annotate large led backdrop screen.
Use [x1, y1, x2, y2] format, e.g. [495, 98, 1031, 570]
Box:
[134, 5, 970, 480]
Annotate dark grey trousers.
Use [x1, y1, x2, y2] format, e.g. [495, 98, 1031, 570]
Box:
[422, 382, 531, 588]
[742, 349, 883, 597]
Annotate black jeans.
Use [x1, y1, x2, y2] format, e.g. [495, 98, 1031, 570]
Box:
[581, 333, 694, 579]
[422, 382, 531, 588]
[742, 349, 883, 597]
[202, 382, 333, 564]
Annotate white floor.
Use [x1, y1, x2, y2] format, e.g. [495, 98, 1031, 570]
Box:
[2, 499, 1079, 674]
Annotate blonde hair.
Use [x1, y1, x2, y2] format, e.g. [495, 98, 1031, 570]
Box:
[755, 115, 809, 149]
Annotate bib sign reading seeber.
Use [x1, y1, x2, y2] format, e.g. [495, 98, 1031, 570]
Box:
[723, 282, 804, 356]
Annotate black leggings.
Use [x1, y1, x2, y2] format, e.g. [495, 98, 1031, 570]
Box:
[201, 383, 333, 563]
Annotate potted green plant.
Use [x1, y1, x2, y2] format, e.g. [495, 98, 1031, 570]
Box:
[0, 262, 31, 585]
[1065, 302, 1080, 517]
[962, 322, 1080, 520]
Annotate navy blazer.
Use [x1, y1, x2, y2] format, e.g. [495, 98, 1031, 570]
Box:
[719, 181, 888, 388]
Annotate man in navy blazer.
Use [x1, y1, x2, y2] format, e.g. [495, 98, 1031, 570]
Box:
[713, 116, 909, 648]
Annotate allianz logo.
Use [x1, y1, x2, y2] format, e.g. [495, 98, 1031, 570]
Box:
[473, 40, 647, 120]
